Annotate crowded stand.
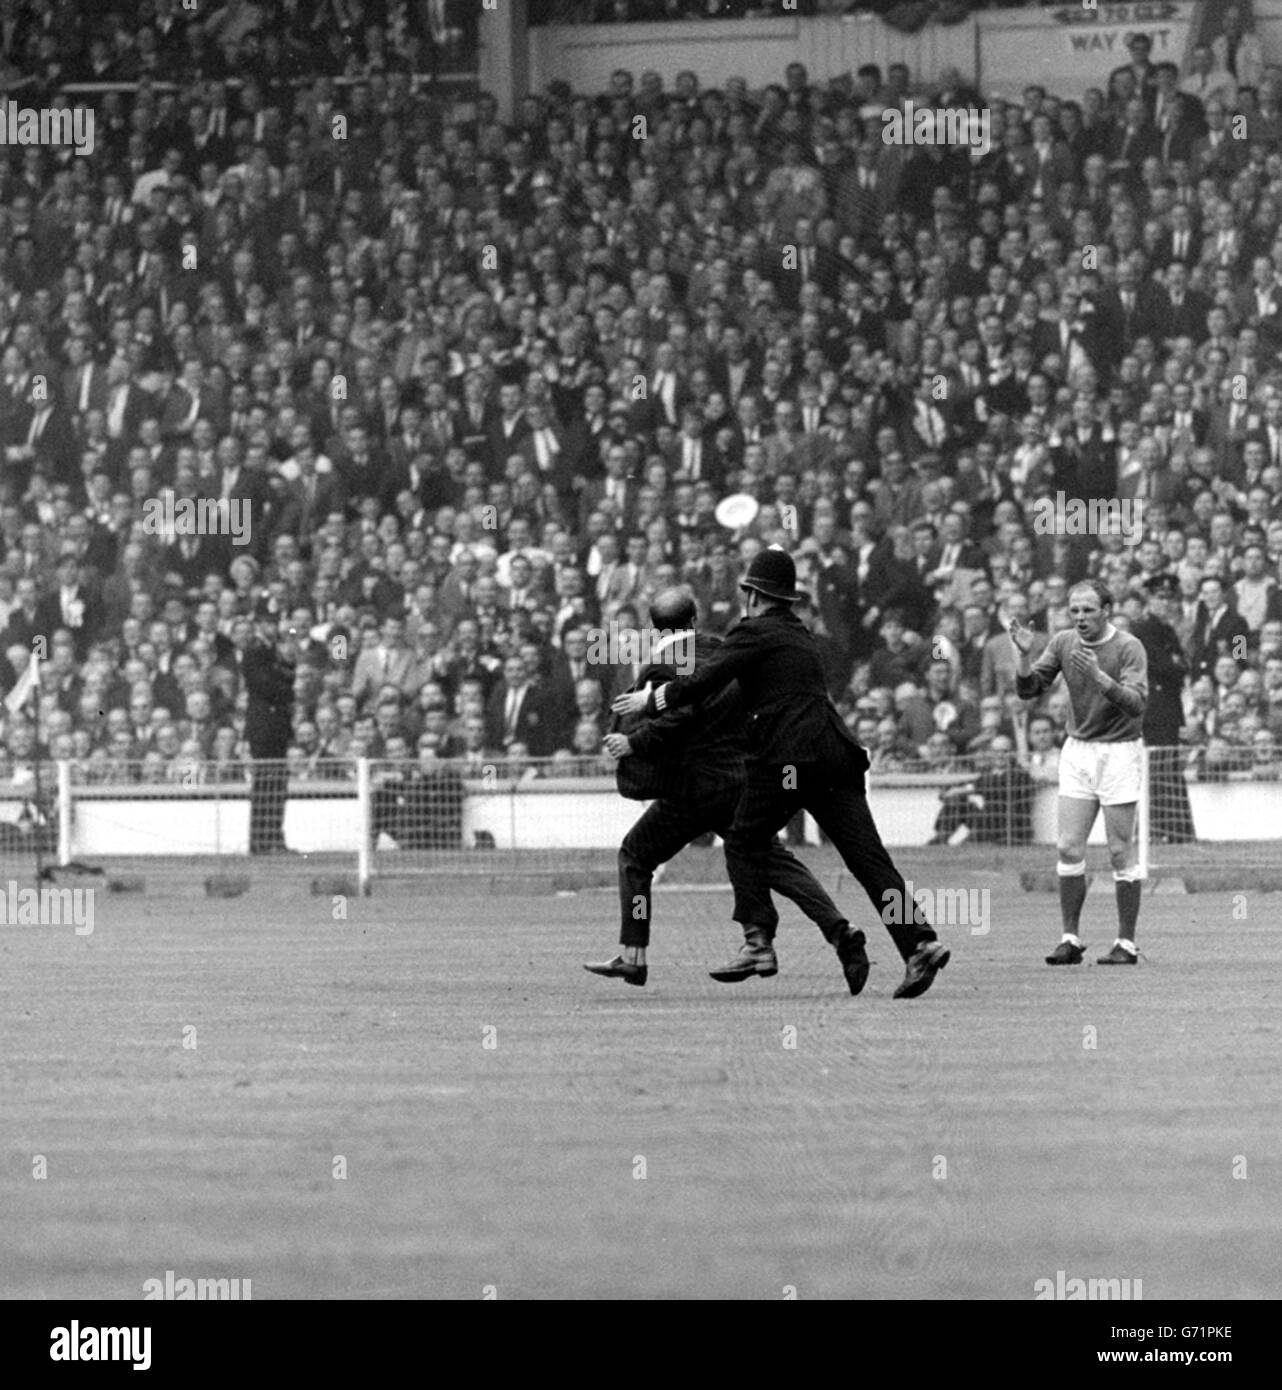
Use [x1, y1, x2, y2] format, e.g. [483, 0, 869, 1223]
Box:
[3, 0, 1282, 852]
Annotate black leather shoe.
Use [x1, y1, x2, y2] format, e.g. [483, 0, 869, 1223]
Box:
[835, 925, 869, 996]
[583, 955, 647, 986]
[1045, 940, 1085, 965]
[892, 940, 950, 999]
[1097, 943, 1138, 965]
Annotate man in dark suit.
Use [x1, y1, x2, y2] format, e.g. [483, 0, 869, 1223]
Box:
[1022, 114, 1075, 201]
[519, 400, 577, 496]
[14, 395, 79, 486]
[36, 550, 102, 660]
[560, 384, 611, 478]
[613, 548, 949, 999]
[384, 401, 430, 474]
[102, 360, 157, 444]
[1097, 263, 1160, 361]
[158, 360, 228, 441]
[667, 407, 724, 492]
[1150, 62, 1203, 159]
[216, 438, 278, 545]
[834, 277, 886, 355]
[1236, 256, 1282, 354]
[1118, 436, 1183, 505]
[1131, 574, 1195, 843]
[577, 440, 636, 535]
[1051, 398, 1117, 500]
[61, 340, 111, 418]
[161, 527, 232, 595]
[1207, 390, 1256, 465]
[1191, 100, 1246, 182]
[1109, 31, 1160, 114]
[1032, 289, 1091, 370]
[585, 587, 853, 988]
[1189, 573, 1251, 679]
[833, 140, 895, 248]
[486, 654, 552, 756]
[1155, 203, 1203, 270]
[275, 448, 346, 550]
[1243, 394, 1282, 472]
[1155, 107, 1201, 168]
[1147, 262, 1210, 345]
[242, 609, 299, 855]
[1106, 97, 1159, 173]
[380, 450, 452, 518]
[485, 381, 531, 475]
[1167, 382, 1209, 450]
[895, 375, 959, 457]
[707, 325, 762, 407]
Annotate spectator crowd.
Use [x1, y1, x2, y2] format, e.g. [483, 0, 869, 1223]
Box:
[4, 0, 1282, 852]
[528, 0, 1028, 25]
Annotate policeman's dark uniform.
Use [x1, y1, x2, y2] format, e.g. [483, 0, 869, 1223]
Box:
[1131, 574, 1195, 843]
[616, 628, 847, 951]
[243, 627, 296, 854]
[641, 553, 939, 964]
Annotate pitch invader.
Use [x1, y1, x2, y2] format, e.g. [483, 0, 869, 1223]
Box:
[1009, 580, 1149, 966]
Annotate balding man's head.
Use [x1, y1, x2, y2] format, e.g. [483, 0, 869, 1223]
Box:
[649, 585, 698, 630]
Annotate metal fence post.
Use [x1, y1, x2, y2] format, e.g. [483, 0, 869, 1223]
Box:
[57, 760, 72, 866]
[508, 766, 517, 862]
[1137, 743, 1152, 881]
[356, 757, 372, 894]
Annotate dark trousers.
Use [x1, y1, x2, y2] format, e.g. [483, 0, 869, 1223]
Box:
[249, 758, 288, 853]
[726, 761, 936, 963]
[932, 787, 975, 841]
[618, 783, 845, 948]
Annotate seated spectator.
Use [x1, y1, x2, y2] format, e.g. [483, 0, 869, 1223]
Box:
[929, 739, 1036, 847]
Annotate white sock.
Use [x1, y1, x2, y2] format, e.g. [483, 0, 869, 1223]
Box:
[1062, 933, 1081, 946]
[1114, 938, 1137, 956]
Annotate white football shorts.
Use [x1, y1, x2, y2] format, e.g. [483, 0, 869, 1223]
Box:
[1058, 736, 1143, 806]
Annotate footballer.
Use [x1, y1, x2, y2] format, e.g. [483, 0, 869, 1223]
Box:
[1009, 579, 1149, 966]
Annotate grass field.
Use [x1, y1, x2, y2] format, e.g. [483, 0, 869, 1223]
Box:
[1, 845, 1279, 1301]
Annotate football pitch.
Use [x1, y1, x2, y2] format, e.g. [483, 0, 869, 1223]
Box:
[1, 846, 1279, 1301]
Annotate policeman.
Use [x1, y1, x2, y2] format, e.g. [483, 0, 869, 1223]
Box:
[243, 604, 300, 855]
[584, 585, 862, 990]
[613, 548, 950, 999]
[1131, 573, 1195, 843]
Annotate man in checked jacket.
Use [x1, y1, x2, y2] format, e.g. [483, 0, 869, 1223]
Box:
[613, 549, 951, 999]
[584, 586, 858, 990]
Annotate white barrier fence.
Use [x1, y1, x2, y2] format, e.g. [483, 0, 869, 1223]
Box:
[0, 751, 1278, 893]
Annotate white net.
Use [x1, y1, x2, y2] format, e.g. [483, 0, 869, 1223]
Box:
[22, 746, 1282, 896]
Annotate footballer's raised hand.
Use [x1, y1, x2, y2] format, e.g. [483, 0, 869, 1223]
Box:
[1008, 617, 1035, 654]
